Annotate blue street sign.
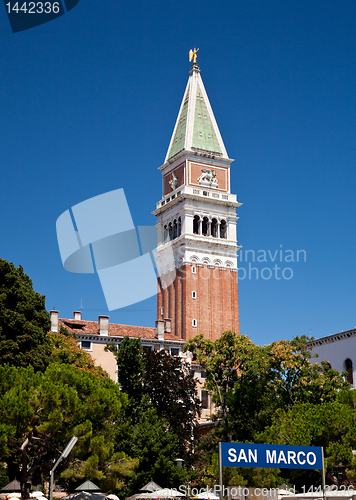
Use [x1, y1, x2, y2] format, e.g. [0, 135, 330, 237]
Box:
[221, 443, 323, 470]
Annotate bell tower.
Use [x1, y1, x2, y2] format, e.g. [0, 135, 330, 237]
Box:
[153, 54, 241, 341]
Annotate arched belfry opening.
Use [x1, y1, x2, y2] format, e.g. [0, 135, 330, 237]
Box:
[193, 215, 200, 235]
[202, 217, 209, 236]
[211, 218, 218, 237]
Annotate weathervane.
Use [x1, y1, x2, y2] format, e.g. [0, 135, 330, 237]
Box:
[189, 48, 199, 64]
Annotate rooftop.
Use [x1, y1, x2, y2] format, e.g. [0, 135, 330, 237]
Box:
[50, 311, 185, 343]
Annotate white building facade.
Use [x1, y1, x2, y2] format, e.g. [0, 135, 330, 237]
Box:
[308, 328, 356, 387]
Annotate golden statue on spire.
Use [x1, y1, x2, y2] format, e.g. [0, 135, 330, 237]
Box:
[189, 48, 199, 64]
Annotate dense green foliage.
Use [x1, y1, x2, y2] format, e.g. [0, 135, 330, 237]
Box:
[0, 363, 128, 498]
[143, 348, 201, 461]
[186, 331, 254, 441]
[107, 335, 198, 491]
[49, 330, 106, 376]
[108, 337, 200, 464]
[186, 331, 350, 489]
[259, 394, 356, 488]
[0, 259, 51, 371]
[2, 258, 356, 496]
[229, 336, 348, 443]
[0, 464, 9, 489]
[106, 337, 145, 408]
[115, 396, 188, 495]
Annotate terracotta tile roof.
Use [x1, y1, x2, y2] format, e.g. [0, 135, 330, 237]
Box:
[58, 318, 184, 342]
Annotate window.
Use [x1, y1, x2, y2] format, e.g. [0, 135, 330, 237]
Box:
[163, 225, 169, 244]
[192, 291, 197, 299]
[192, 266, 196, 274]
[193, 215, 200, 234]
[164, 217, 181, 242]
[81, 341, 91, 350]
[172, 220, 177, 239]
[177, 217, 182, 237]
[201, 391, 209, 409]
[345, 358, 353, 384]
[192, 319, 197, 327]
[220, 220, 227, 239]
[211, 218, 218, 237]
[202, 217, 209, 236]
[142, 345, 153, 352]
[201, 371, 207, 379]
[170, 348, 180, 356]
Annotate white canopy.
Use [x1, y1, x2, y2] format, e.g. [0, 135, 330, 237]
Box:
[194, 491, 220, 500]
[143, 489, 185, 498]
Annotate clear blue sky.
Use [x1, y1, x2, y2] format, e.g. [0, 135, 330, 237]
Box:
[1, 0, 356, 346]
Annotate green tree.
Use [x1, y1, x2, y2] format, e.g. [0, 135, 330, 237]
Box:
[186, 332, 348, 443]
[185, 331, 254, 441]
[115, 396, 187, 496]
[106, 337, 145, 410]
[0, 363, 128, 499]
[259, 399, 356, 489]
[49, 330, 107, 377]
[108, 337, 200, 461]
[230, 336, 348, 442]
[0, 258, 51, 371]
[143, 348, 201, 462]
[0, 463, 9, 489]
[62, 439, 137, 492]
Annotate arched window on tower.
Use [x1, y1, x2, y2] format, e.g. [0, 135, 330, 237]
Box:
[172, 219, 177, 239]
[163, 216, 181, 243]
[202, 217, 209, 236]
[345, 358, 353, 385]
[193, 215, 200, 235]
[211, 218, 218, 237]
[163, 225, 169, 244]
[220, 220, 227, 239]
[177, 217, 182, 237]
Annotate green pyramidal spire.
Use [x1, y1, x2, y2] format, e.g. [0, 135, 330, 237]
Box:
[165, 62, 229, 163]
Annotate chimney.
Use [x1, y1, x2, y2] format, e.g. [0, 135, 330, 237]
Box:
[164, 318, 171, 334]
[98, 315, 109, 336]
[50, 310, 59, 333]
[155, 320, 165, 340]
[73, 311, 82, 320]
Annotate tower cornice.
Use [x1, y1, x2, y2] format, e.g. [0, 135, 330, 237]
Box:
[152, 184, 242, 216]
[159, 149, 234, 172]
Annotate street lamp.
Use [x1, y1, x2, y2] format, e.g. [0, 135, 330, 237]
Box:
[49, 436, 78, 500]
[174, 459, 184, 468]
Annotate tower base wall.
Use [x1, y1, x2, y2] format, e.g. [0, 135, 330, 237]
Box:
[157, 263, 239, 341]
